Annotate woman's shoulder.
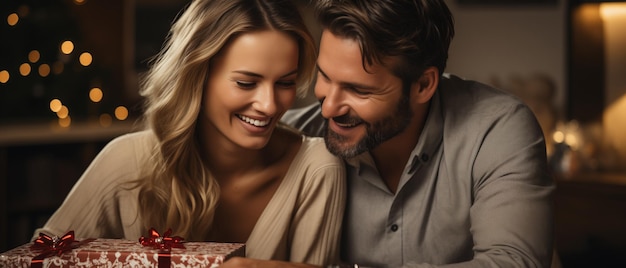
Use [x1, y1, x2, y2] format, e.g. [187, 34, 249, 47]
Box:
[105, 130, 156, 152]
[96, 130, 157, 167]
[298, 136, 344, 168]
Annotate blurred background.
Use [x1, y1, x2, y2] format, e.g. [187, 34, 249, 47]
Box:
[1, 0, 625, 267]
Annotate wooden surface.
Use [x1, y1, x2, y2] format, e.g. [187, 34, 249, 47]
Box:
[554, 172, 626, 267]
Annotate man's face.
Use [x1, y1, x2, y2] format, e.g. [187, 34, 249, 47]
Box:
[315, 30, 412, 158]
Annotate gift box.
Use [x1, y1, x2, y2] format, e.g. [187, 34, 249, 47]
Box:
[0, 231, 245, 268]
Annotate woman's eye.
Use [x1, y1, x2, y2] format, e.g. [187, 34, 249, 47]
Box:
[236, 81, 255, 88]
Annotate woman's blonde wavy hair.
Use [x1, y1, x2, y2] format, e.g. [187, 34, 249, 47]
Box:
[135, 0, 316, 240]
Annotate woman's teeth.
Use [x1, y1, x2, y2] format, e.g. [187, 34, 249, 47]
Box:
[238, 115, 270, 127]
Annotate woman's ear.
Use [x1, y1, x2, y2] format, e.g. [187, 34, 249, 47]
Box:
[410, 67, 439, 104]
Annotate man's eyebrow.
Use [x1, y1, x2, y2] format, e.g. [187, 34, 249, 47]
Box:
[317, 65, 330, 80]
[316, 64, 378, 91]
[233, 69, 298, 79]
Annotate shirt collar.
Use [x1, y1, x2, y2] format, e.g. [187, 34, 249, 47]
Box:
[406, 87, 444, 174]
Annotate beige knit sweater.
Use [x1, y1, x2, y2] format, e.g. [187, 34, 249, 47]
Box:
[33, 130, 346, 266]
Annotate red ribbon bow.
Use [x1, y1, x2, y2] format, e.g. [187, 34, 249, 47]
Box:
[30, 231, 94, 268]
[31, 231, 77, 256]
[139, 228, 185, 250]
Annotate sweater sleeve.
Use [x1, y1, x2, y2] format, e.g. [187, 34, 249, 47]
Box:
[289, 140, 346, 266]
[31, 132, 144, 240]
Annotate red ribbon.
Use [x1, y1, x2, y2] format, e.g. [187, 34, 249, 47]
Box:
[29, 231, 94, 268]
[139, 228, 185, 250]
[139, 228, 185, 268]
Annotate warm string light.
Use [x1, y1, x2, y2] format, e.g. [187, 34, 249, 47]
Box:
[58, 116, 71, 128]
[49, 99, 62, 112]
[38, 64, 51, 77]
[61, 41, 74, 55]
[89, 87, 103, 102]
[4, 4, 131, 127]
[115, 106, 129, 120]
[79, 52, 93, 66]
[28, 50, 40, 63]
[0, 70, 9, 84]
[7, 13, 19, 26]
[552, 121, 581, 151]
[99, 114, 112, 127]
[19, 63, 31, 76]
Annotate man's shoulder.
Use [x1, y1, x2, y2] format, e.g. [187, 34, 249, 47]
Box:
[437, 74, 540, 147]
[439, 74, 528, 119]
[281, 103, 325, 137]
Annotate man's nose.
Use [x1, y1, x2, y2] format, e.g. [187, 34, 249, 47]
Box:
[315, 82, 349, 119]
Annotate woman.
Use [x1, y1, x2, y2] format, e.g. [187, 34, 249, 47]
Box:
[33, 0, 345, 265]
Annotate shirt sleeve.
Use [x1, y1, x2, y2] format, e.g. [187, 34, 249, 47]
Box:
[442, 103, 554, 268]
[289, 144, 347, 266]
[31, 133, 141, 240]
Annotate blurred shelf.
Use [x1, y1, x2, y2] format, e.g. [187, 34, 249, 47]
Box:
[0, 119, 141, 147]
[556, 171, 626, 187]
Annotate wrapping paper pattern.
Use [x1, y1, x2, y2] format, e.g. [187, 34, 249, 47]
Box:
[0, 238, 245, 268]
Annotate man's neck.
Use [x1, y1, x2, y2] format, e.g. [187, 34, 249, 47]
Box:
[371, 126, 420, 193]
[370, 104, 429, 193]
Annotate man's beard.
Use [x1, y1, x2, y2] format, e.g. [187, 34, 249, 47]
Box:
[323, 95, 412, 159]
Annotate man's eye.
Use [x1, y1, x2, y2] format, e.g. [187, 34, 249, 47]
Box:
[350, 87, 369, 95]
[236, 81, 255, 88]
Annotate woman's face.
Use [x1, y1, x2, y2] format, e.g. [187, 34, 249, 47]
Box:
[202, 30, 299, 150]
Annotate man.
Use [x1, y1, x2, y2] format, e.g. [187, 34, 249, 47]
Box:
[281, 0, 554, 267]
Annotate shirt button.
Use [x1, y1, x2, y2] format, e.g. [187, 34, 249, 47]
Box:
[421, 153, 429, 162]
[390, 224, 399, 232]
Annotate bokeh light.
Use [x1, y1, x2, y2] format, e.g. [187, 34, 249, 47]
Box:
[58, 116, 71, 127]
[89, 87, 103, 102]
[28, 50, 40, 63]
[52, 61, 64, 74]
[17, 5, 29, 17]
[50, 99, 62, 112]
[553, 131, 564, 144]
[99, 113, 112, 127]
[19, 63, 31, 76]
[56, 105, 69, 119]
[79, 52, 92, 66]
[38, 64, 51, 77]
[7, 13, 19, 26]
[61, 41, 74, 55]
[114, 106, 129, 120]
[0, 70, 9, 83]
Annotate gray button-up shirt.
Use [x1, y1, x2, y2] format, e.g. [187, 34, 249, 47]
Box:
[281, 74, 554, 267]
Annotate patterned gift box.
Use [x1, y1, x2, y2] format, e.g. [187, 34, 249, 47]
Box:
[0, 235, 245, 268]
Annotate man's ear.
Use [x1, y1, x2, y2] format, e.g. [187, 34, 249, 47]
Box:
[410, 67, 439, 104]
